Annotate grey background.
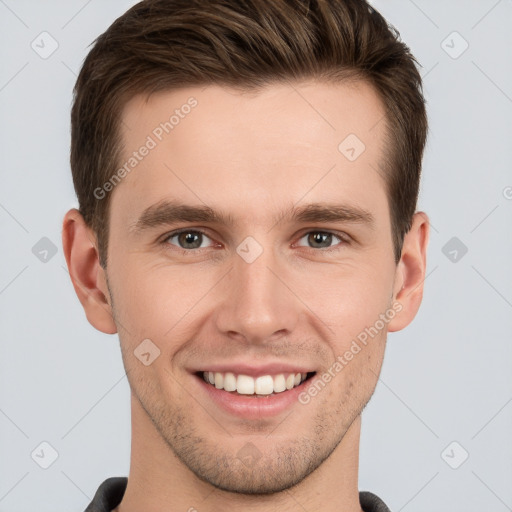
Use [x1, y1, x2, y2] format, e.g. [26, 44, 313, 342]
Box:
[1, 0, 511, 510]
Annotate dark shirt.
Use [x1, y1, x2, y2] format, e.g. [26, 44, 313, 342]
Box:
[84, 477, 392, 511]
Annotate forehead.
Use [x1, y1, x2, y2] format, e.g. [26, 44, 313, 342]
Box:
[120, 79, 386, 153]
[112, 80, 389, 227]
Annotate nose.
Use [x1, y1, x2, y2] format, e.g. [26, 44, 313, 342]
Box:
[214, 243, 299, 345]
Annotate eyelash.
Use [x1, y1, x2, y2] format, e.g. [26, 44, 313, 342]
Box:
[161, 228, 351, 255]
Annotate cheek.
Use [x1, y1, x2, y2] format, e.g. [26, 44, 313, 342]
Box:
[110, 243, 396, 345]
[110, 258, 222, 347]
[306, 266, 395, 341]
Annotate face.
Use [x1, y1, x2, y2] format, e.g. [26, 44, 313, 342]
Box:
[93, 80, 407, 493]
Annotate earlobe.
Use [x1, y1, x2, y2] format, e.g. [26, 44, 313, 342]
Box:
[387, 211, 430, 332]
[62, 208, 118, 334]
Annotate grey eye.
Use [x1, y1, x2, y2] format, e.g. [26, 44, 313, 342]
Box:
[167, 230, 212, 250]
[297, 231, 342, 249]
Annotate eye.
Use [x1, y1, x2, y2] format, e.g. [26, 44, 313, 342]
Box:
[295, 231, 348, 250]
[161, 228, 350, 254]
[164, 229, 215, 250]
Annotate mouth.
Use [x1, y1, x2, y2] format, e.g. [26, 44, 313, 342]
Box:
[195, 370, 317, 397]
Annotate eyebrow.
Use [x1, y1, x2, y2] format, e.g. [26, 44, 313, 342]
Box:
[129, 199, 375, 235]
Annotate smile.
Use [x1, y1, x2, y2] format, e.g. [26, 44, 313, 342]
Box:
[199, 371, 315, 396]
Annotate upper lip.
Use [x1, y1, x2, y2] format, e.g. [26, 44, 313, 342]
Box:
[191, 362, 316, 377]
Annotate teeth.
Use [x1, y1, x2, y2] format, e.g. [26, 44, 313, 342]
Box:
[224, 372, 237, 392]
[237, 374, 255, 394]
[273, 374, 286, 393]
[201, 371, 310, 395]
[254, 375, 273, 395]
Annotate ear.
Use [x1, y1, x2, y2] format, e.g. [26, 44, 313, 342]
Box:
[387, 211, 430, 332]
[62, 208, 117, 334]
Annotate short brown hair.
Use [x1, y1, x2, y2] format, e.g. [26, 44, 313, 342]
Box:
[70, 0, 428, 267]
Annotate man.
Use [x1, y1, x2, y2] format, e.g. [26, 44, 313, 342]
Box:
[62, 0, 429, 510]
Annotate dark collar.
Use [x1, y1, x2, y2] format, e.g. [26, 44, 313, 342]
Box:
[84, 477, 392, 512]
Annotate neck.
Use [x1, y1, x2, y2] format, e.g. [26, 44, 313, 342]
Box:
[116, 395, 364, 512]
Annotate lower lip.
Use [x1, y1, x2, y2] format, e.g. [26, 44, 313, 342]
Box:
[193, 373, 314, 419]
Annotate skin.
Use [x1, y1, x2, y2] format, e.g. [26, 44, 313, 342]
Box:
[62, 80, 429, 512]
